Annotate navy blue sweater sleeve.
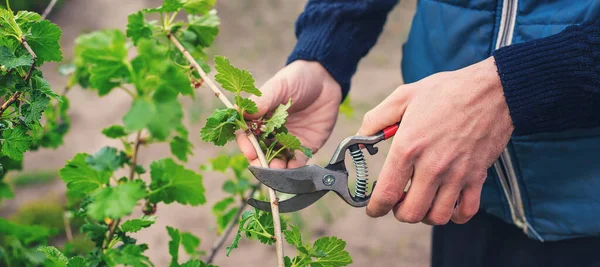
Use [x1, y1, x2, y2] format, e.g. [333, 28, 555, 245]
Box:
[493, 19, 600, 136]
[287, 0, 398, 98]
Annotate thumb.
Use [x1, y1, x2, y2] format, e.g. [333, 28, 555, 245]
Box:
[357, 86, 411, 136]
[245, 76, 289, 120]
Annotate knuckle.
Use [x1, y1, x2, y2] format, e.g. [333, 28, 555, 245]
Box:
[362, 111, 377, 128]
[454, 204, 479, 224]
[376, 189, 401, 209]
[426, 212, 451, 225]
[396, 209, 424, 223]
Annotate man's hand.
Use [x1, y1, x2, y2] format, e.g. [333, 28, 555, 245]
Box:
[236, 60, 342, 168]
[359, 57, 513, 225]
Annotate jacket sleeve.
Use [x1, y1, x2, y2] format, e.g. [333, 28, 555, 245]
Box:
[493, 19, 600, 136]
[287, 0, 399, 98]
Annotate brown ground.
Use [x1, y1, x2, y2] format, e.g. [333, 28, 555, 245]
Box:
[3, 0, 431, 266]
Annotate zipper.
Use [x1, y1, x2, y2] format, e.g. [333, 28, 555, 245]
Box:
[493, 0, 543, 241]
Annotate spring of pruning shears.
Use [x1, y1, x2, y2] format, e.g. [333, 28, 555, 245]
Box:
[246, 123, 400, 213]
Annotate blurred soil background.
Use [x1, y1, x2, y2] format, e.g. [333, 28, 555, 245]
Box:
[1, 0, 431, 266]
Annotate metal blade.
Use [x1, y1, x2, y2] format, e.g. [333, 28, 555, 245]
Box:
[247, 191, 328, 213]
[248, 165, 330, 194]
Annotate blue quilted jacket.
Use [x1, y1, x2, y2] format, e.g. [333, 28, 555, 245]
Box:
[288, 0, 600, 241]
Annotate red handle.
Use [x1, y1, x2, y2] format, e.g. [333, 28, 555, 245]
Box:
[382, 123, 399, 140]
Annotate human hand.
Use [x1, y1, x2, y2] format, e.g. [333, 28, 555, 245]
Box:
[236, 60, 342, 168]
[359, 56, 513, 225]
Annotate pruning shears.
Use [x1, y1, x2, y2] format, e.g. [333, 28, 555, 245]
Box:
[247, 123, 404, 213]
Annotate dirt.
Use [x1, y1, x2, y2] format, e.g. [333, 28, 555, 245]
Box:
[3, 0, 431, 266]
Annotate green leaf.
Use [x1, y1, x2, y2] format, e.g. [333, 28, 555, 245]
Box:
[212, 197, 236, 233]
[0, 181, 14, 201]
[26, 20, 63, 63]
[147, 99, 183, 140]
[226, 210, 253, 256]
[32, 75, 61, 101]
[188, 9, 219, 47]
[235, 96, 258, 114]
[301, 146, 313, 158]
[86, 146, 123, 172]
[38, 246, 68, 267]
[101, 125, 128, 139]
[121, 215, 157, 233]
[0, 8, 22, 39]
[0, 217, 54, 244]
[74, 30, 129, 95]
[22, 90, 50, 125]
[200, 108, 239, 146]
[81, 221, 108, 246]
[181, 232, 201, 255]
[0, 46, 32, 69]
[264, 98, 292, 133]
[213, 56, 261, 96]
[276, 133, 302, 151]
[311, 236, 352, 267]
[59, 153, 111, 196]
[209, 154, 229, 172]
[123, 99, 154, 131]
[127, 11, 153, 45]
[167, 226, 181, 267]
[87, 181, 146, 220]
[170, 126, 193, 162]
[105, 244, 153, 267]
[183, 0, 216, 14]
[144, 0, 184, 13]
[15, 11, 41, 31]
[2, 126, 32, 161]
[67, 256, 86, 267]
[149, 158, 206, 205]
[283, 225, 303, 249]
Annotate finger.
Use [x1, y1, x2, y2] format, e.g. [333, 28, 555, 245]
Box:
[357, 85, 412, 136]
[393, 158, 444, 223]
[420, 183, 460, 225]
[246, 76, 288, 119]
[236, 131, 257, 161]
[269, 158, 287, 169]
[366, 135, 414, 218]
[451, 184, 482, 224]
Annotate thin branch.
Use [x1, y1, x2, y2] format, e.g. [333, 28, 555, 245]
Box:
[168, 33, 285, 267]
[63, 214, 73, 242]
[41, 0, 58, 20]
[102, 219, 120, 249]
[129, 131, 143, 180]
[206, 185, 259, 264]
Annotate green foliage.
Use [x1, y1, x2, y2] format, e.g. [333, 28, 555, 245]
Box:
[148, 158, 206, 205]
[283, 226, 352, 267]
[86, 181, 146, 220]
[226, 209, 288, 256]
[121, 216, 156, 233]
[59, 153, 111, 197]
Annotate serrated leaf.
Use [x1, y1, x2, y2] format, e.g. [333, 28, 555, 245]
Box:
[181, 260, 216, 267]
[105, 244, 153, 267]
[38, 246, 68, 267]
[283, 225, 303, 249]
[67, 256, 86, 267]
[301, 146, 313, 158]
[59, 153, 111, 196]
[147, 99, 182, 140]
[81, 221, 108, 246]
[170, 135, 193, 162]
[122, 216, 157, 233]
[123, 99, 154, 131]
[212, 197, 236, 233]
[74, 30, 129, 95]
[235, 96, 258, 114]
[15, 11, 41, 30]
[210, 154, 229, 172]
[183, 0, 216, 14]
[101, 125, 128, 138]
[26, 20, 63, 63]
[0, 46, 32, 69]
[86, 146, 122, 172]
[149, 158, 205, 205]
[87, 181, 146, 220]
[276, 133, 302, 150]
[200, 108, 239, 146]
[311, 236, 352, 267]
[188, 9, 219, 47]
[264, 98, 291, 133]
[214, 56, 261, 96]
[22, 90, 50, 125]
[32, 75, 61, 101]
[144, 0, 183, 13]
[127, 11, 152, 45]
[167, 226, 181, 267]
[2, 126, 32, 161]
[181, 232, 201, 255]
[226, 210, 253, 256]
[0, 8, 22, 39]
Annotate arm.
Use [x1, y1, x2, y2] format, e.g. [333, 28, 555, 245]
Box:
[494, 19, 600, 135]
[287, 0, 399, 98]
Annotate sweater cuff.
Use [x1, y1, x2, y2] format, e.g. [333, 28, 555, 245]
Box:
[493, 22, 600, 136]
